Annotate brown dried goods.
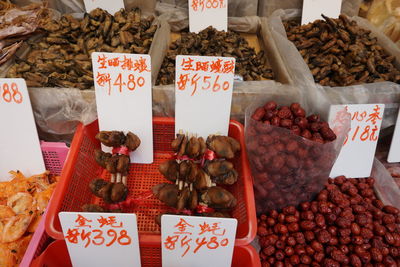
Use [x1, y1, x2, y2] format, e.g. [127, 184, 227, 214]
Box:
[7, 8, 157, 89]
[156, 26, 274, 85]
[284, 14, 400, 86]
[257, 176, 400, 266]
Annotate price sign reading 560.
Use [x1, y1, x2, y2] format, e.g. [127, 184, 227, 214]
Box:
[0, 82, 23, 104]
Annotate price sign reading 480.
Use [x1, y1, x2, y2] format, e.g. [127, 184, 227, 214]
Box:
[59, 212, 141, 267]
[93, 52, 150, 95]
[162, 215, 237, 267]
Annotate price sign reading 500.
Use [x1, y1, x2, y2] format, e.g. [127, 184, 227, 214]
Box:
[94, 53, 150, 96]
[0, 82, 23, 104]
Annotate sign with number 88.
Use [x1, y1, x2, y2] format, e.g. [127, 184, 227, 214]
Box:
[1, 82, 23, 104]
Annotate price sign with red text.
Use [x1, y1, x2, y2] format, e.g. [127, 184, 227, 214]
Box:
[175, 55, 235, 138]
[83, 0, 124, 15]
[301, 0, 342, 25]
[328, 104, 385, 178]
[388, 108, 400, 163]
[189, 0, 227, 32]
[161, 215, 237, 267]
[0, 78, 45, 180]
[92, 52, 153, 164]
[59, 212, 141, 267]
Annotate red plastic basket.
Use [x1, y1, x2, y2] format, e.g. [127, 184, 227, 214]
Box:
[30, 240, 261, 267]
[45, 117, 256, 246]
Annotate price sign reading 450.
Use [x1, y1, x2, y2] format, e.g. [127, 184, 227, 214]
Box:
[162, 215, 237, 267]
[0, 81, 23, 104]
[59, 212, 141, 267]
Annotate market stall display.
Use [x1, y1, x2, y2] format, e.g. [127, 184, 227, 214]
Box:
[6, 8, 157, 89]
[45, 118, 256, 247]
[2, 0, 400, 266]
[0, 171, 58, 266]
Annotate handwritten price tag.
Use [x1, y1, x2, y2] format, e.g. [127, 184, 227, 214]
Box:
[188, 0, 227, 33]
[161, 215, 237, 267]
[301, 0, 342, 25]
[0, 78, 45, 180]
[59, 212, 141, 267]
[175, 55, 235, 138]
[83, 0, 124, 15]
[388, 108, 400, 163]
[329, 104, 385, 178]
[92, 52, 153, 164]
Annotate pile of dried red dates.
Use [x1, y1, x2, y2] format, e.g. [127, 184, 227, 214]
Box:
[247, 101, 338, 212]
[257, 176, 400, 266]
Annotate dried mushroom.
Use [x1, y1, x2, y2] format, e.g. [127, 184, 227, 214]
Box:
[7, 8, 157, 89]
[156, 26, 274, 85]
[285, 14, 400, 86]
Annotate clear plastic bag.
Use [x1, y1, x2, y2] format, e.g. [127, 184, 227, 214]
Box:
[245, 99, 350, 213]
[372, 158, 400, 209]
[28, 88, 97, 143]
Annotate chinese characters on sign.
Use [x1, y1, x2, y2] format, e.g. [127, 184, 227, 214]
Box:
[0, 78, 45, 179]
[95, 54, 150, 96]
[177, 57, 234, 96]
[59, 212, 141, 267]
[329, 104, 385, 178]
[92, 52, 153, 164]
[175, 55, 235, 139]
[162, 215, 237, 267]
[188, 0, 227, 32]
[65, 214, 130, 248]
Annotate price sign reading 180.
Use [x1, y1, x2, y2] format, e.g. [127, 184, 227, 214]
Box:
[0, 82, 23, 104]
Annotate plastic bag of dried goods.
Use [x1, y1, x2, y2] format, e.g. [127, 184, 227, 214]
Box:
[268, 9, 400, 128]
[258, 0, 362, 17]
[245, 99, 350, 214]
[28, 88, 97, 143]
[373, 158, 400, 209]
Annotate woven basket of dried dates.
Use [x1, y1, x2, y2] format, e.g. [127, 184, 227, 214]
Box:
[246, 101, 348, 213]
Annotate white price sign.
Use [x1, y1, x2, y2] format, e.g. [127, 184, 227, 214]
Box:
[161, 215, 237, 267]
[329, 104, 384, 178]
[83, 0, 124, 15]
[0, 78, 45, 180]
[92, 52, 153, 164]
[175, 55, 235, 138]
[388, 108, 400, 163]
[301, 0, 342, 25]
[59, 212, 141, 267]
[188, 0, 227, 33]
